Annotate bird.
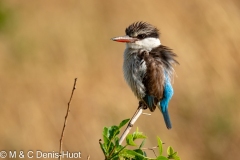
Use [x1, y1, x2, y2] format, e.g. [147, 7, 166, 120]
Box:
[111, 22, 178, 129]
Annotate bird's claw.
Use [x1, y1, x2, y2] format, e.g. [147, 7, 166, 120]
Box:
[139, 101, 148, 110]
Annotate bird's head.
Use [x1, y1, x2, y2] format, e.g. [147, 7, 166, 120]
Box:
[112, 22, 161, 50]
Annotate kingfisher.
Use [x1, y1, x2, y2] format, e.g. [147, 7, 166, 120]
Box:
[112, 22, 178, 129]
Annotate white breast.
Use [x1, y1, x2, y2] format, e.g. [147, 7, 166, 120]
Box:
[123, 48, 147, 100]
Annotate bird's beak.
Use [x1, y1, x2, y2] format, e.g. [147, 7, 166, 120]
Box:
[111, 35, 137, 43]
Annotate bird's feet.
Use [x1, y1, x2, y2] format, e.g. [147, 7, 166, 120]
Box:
[138, 101, 148, 110]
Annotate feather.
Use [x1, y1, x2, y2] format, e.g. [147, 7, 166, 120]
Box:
[140, 50, 165, 101]
[149, 45, 179, 80]
[162, 109, 172, 129]
[125, 22, 159, 39]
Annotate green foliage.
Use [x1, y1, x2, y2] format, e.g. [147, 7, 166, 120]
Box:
[157, 137, 163, 155]
[99, 119, 181, 160]
[167, 146, 180, 160]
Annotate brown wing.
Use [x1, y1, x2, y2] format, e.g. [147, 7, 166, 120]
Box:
[138, 49, 164, 112]
[151, 45, 179, 71]
[144, 45, 178, 95]
[142, 52, 165, 101]
[138, 45, 178, 111]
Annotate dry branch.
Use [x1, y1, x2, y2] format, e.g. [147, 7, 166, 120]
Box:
[59, 78, 77, 160]
[87, 155, 90, 160]
[119, 102, 146, 145]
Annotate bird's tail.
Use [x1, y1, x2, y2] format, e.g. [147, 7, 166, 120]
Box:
[162, 109, 172, 129]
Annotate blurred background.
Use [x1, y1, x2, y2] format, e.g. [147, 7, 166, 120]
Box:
[0, 0, 240, 159]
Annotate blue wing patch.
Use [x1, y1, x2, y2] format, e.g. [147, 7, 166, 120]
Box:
[159, 74, 173, 129]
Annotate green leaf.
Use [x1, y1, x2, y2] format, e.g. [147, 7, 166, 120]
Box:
[110, 156, 119, 160]
[107, 141, 115, 156]
[99, 141, 107, 155]
[132, 130, 147, 141]
[157, 137, 163, 156]
[171, 152, 177, 157]
[114, 136, 119, 147]
[103, 134, 110, 146]
[115, 144, 124, 152]
[139, 139, 146, 149]
[133, 149, 144, 156]
[167, 149, 180, 160]
[121, 149, 146, 159]
[119, 119, 130, 129]
[108, 126, 120, 140]
[111, 145, 126, 159]
[126, 134, 136, 146]
[167, 146, 174, 156]
[133, 149, 149, 159]
[103, 127, 109, 139]
[157, 156, 169, 160]
[173, 155, 181, 160]
[120, 149, 136, 159]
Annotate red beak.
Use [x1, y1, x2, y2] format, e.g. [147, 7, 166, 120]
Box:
[111, 36, 137, 43]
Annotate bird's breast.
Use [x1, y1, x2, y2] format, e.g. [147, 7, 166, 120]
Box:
[123, 48, 146, 100]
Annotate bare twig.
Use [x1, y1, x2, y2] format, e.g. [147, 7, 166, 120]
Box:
[87, 155, 90, 160]
[59, 78, 77, 160]
[142, 113, 151, 116]
[141, 146, 159, 157]
[141, 146, 159, 150]
[119, 102, 146, 145]
[141, 144, 165, 157]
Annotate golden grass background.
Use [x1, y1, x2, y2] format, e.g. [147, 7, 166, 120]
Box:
[0, 0, 240, 159]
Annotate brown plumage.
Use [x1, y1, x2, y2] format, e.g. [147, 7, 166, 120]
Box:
[138, 45, 178, 111]
[151, 45, 179, 71]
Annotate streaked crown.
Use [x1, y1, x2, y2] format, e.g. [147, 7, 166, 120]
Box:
[125, 22, 159, 40]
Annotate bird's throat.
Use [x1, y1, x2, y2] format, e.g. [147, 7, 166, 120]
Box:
[126, 38, 161, 51]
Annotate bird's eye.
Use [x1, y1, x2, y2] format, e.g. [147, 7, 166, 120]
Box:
[137, 34, 146, 39]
